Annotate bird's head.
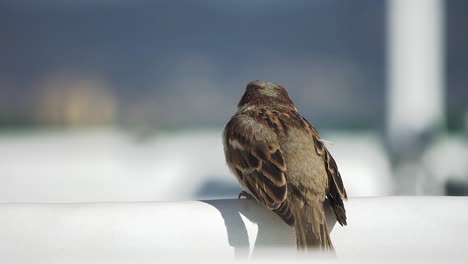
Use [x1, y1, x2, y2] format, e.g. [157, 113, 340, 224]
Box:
[237, 80, 296, 111]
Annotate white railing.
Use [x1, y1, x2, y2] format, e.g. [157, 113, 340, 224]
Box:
[0, 197, 467, 263]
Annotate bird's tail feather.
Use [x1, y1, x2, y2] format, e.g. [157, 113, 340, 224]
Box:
[294, 202, 334, 251]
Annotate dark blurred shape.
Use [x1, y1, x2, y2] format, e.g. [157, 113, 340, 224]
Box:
[195, 178, 242, 199]
[445, 178, 468, 196]
[447, 0, 468, 131]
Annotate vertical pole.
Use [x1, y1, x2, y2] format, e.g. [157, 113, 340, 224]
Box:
[386, 0, 445, 194]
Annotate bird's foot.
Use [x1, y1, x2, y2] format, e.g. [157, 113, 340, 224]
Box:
[238, 191, 254, 199]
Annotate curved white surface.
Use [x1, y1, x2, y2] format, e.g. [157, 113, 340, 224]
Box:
[0, 197, 467, 263]
[0, 130, 393, 203]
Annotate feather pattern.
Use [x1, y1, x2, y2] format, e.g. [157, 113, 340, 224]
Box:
[224, 113, 292, 222]
[223, 80, 347, 250]
[224, 106, 347, 228]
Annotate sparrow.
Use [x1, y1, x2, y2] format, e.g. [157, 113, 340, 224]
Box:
[223, 80, 347, 251]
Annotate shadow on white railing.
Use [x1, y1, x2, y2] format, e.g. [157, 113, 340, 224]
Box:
[0, 197, 467, 263]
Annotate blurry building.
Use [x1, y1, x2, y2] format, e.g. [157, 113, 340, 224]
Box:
[36, 72, 117, 127]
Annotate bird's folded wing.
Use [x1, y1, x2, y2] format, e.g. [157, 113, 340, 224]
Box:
[300, 117, 348, 226]
[224, 117, 288, 211]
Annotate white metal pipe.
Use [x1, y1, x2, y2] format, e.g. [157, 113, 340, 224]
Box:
[0, 197, 467, 263]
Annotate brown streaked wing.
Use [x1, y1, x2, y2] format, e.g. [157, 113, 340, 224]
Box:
[324, 148, 347, 199]
[224, 115, 289, 211]
[324, 148, 347, 226]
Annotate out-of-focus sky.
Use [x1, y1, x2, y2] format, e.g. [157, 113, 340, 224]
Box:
[1, 0, 383, 130]
[1, 1, 467, 131]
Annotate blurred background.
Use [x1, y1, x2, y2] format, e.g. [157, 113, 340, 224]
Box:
[0, 0, 467, 203]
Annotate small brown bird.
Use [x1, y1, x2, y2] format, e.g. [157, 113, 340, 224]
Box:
[223, 80, 347, 251]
